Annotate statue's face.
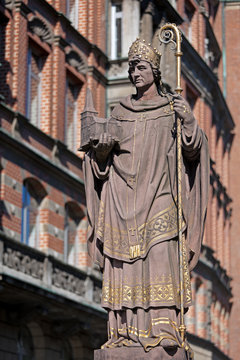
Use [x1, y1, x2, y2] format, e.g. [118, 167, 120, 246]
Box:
[129, 60, 154, 90]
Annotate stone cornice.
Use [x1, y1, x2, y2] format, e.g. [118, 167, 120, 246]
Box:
[88, 66, 108, 86]
[4, 0, 31, 16]
[0, 231, 105, 318]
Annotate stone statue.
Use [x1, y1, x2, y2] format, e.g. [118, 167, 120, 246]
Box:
[83, 39, 209, 359]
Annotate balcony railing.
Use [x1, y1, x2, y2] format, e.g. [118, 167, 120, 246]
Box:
[0, 231, 103, 312]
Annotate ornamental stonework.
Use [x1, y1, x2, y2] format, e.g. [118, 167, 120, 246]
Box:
[3, 248, 44, 280]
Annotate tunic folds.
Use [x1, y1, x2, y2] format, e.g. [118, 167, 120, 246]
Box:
[83, 94, 209, 353]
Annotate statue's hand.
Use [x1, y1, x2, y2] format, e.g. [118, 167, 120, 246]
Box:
[91, 133, 115, 163]
[172, 93, 194, 124]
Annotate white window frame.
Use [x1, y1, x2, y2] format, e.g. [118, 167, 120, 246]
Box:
[21, 182, 40, 248]
[66, 0, 79, 29]
[64, 205, 78, 266]
[26, 48, 42, 127]
[111, 2, 123, 59]
[64, 80, 78, 151]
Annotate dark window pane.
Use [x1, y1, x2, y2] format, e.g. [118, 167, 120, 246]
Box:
[116, 18, 122, 58]
[116, 4, 122, 12]
[65, 81, 80, 150]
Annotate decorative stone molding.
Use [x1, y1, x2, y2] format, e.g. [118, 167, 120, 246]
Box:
[3, 248, 44, 280]
[66, 49, 88, 75]
[93, 284, 101, 304]
[5, 0, 31, 15]
[199, 0, 208, 16]
[52, 268, 85, 296]
[0, 234, 102, 306]
[4, 0, 15, 10]
[108, 59, 129, 80]
[28, 15, 54, 46]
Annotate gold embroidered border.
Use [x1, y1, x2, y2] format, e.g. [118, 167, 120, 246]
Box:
[104, 315, 192, 354]
[100, 202, 184, 260]
[102, 275, 178, 306]
[109, 317, 180, 338]
[182, 236, 192, 304]
[103, 283, 175, 305]
[106, 316, 182, 351]
[102, 273, 192, 307]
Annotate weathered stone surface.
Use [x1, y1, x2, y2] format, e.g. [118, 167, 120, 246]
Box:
[94, 347, 187, 360]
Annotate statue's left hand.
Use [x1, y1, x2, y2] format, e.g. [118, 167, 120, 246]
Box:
[91, 133, 115, 163]
[172, 93, 193, 124]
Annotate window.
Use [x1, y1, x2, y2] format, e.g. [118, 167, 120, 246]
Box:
[60, 340, 73, 360]
[17, 326, 34, 360]
[21, 179, 46, 247]
[184, 0, 195, 42]
[204, 22, 221, 74]
[64, 80, 80, 151]
[26, 48, 43, 127]
[66, 0, 79, 29]
[111, 2, 122, 59]
[64, 202, 83, 265]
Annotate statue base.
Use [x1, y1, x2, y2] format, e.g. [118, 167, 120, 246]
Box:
[94, 346, 187, 360]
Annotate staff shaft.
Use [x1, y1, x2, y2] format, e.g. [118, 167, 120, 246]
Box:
[159, 23, 186, 341]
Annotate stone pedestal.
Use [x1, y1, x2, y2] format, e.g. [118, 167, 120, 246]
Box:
[94, 347, 187, 360]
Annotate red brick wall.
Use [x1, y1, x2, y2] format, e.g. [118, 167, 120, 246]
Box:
[224, 3, 240, 358]
[0, 0, 107, 269]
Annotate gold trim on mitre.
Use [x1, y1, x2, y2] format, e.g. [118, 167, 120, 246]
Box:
[128, 38, 161, 68]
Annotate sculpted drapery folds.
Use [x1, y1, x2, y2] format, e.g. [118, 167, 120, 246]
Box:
[83, 39, 209, 359]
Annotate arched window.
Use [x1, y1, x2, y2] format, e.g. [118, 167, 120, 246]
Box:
[17, 326, 34, 360]
[111, 2, 122, 59]
[64, 202, 84, 265]
[60, 340, 73, 360]
[64, 79, 80, 151]
[26, 48, 44, 127]
[21, 178, 47, 247]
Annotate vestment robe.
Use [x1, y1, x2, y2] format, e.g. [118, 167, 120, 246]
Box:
[83, 94, 209, 355]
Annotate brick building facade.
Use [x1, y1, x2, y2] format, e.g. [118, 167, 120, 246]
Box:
[223, 0, 240, 358]
[0, 0, 238, 359]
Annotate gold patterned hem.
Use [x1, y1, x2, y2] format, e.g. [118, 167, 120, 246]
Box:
[102, 274, 192, 308]
[97, 201, 186, 261]
[103, 316, 183, 351]
[109, 317, 180, 340]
